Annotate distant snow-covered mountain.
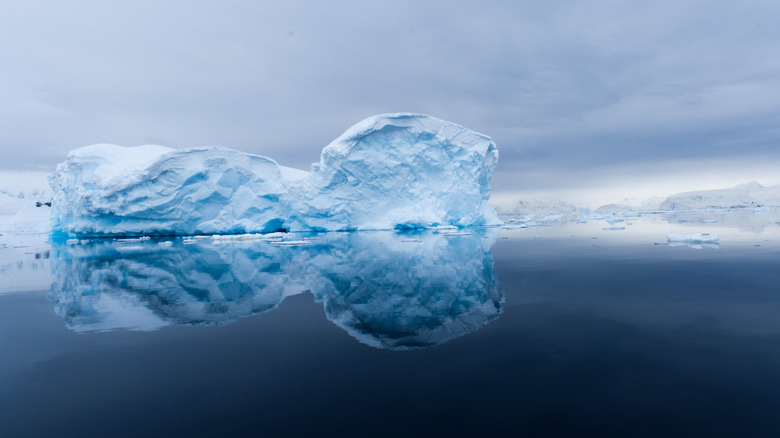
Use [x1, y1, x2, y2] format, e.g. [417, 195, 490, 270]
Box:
[497, 199, 580, 217]
[658, 181, 780, 210]
[493, 182, 780, 219]
[0, 171, 52, 215]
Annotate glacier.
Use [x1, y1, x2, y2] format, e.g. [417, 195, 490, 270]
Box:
[49, 113, 500, 236]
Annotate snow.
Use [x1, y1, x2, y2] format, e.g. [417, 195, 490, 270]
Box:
[497, 199, 579, 218]
[0, 201, 52, 235]
[0, 171, 52, 214]
[658, 181, 780, 211]
[49, 144, 291, 236]
[495, 183, 780, 221]
[49, 113, 500, 237]
[115, 246, 146, 252]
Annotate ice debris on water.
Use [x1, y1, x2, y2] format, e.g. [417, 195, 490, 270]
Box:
[117, 236, 150, 243]
[48, 113, 500, 237]
[665, 233, 720, 249]
[500, 225, 527, 230]
[666, 233, 719, 244]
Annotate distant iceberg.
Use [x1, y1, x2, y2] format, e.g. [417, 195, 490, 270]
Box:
[658, 181, 780, 211]
[49, 113, 500, 236]
[667, 233, 719, 244]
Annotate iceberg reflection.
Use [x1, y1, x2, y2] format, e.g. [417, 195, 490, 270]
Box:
[49, 229, 503, 349]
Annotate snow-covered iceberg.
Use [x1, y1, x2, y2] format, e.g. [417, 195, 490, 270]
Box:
[49, 113, 500, 236]
[658, 181, 780, 211]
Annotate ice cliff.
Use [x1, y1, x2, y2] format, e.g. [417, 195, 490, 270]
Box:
[49, 113, 500, 236]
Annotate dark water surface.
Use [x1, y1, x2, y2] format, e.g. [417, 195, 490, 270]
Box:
[2, 219, 780, 437]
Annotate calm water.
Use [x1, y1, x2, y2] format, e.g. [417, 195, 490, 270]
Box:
[2, 211, 780, 437]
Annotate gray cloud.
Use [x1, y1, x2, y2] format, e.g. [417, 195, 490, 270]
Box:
[1, 1, 779, 195]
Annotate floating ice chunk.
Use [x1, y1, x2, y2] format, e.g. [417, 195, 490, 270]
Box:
[667, 233, 719, 243]
[117, 236, 150, 242]
[49, 113, 501, 237]
[602, 226, 626, 231]
[500, 224, 527, 230]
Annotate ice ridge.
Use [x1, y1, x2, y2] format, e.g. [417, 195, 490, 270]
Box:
[49, 113, 500, 236]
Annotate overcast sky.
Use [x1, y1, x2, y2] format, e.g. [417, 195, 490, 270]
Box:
[2, 1, 779, 205]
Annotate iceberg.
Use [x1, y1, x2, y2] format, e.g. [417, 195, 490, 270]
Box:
[49, 113, 500, 236]
[658, 181, 780, 211]
[666, 233, 720, 244]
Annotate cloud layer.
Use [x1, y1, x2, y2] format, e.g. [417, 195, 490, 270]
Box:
[2, 1, 779, 199]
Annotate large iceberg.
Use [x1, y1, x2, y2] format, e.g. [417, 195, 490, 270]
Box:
[49, 113, 500, 236]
